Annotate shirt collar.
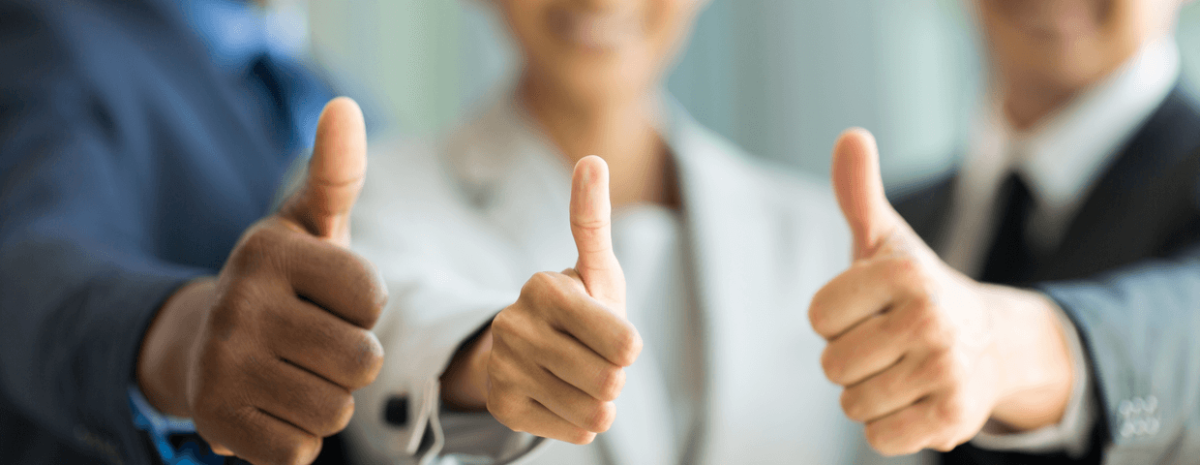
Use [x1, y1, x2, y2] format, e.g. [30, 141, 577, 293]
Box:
[979, 37, 1180, 219]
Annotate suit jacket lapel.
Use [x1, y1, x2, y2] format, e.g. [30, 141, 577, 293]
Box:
[1037, 84, 1200, 282]
[892, 174, 958, 251]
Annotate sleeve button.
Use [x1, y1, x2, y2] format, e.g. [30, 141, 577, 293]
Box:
[1132, 397, 1147, 414]
[1120, 420, 1135, 438]
[384, 395, 410, 428]
[1119, 400, 1133, 417]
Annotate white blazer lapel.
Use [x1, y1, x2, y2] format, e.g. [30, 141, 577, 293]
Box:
[671, 117, 877, 464]
[673, 124, 785, 464]
[600, 347, 678, 465]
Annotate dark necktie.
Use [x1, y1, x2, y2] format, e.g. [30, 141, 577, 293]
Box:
[980, 172, 1036, 284]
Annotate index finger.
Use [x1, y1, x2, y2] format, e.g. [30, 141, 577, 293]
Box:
[808, 254, 919, 340]
[279, 223, 388, 329]
[545, 271, 642, 367]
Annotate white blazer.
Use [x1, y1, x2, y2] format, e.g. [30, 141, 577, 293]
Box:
[345, 93, 924, 465]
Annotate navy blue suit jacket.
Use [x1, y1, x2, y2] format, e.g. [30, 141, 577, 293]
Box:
[0, 0, 320, 463]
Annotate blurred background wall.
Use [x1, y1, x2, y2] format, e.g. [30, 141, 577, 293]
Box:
[287, 0, 1200, 187]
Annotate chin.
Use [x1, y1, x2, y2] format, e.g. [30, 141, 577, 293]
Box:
[552, 63, 654, 101]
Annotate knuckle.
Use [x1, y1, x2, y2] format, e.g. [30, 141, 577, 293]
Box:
[486, 392, 521, 424]
[323, 392, 356, 435]
[884, 254, 923, 281]
[231, 225, 285, 273]
[543, 277, 576, 309]
[208, 290, 254, 339]
[808, 302, 833, 338]
[863, 423, 892, 455]
[934, 396, 968, 425]
[491, 308, 534, 342]
[595, 366, 626, 402]
[611, 323, 643, 366]
[491, 309, 517, 336]
[909, 312, 947, 347]
[840, 389, 864, 422]
[808, 278, 847, 338]
[820, 347, 846, 384]
[584, 401, 617, 433]
[906, 295, 937, 322]
[486, 348, 517, 387]
[353, 255, 388, 326]
[484, 367, 511, 395]
[567, 429, 597, 446]
[926, 351, 964, 386]
[346, 330, 385, 389]
[867, 429, 915, 457]
[522, 272, 559, 300]
[280, 435, 321, 465]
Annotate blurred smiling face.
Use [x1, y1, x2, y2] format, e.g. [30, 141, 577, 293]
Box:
[495, 0, 705, 105]
[978, 0, 1181, 92]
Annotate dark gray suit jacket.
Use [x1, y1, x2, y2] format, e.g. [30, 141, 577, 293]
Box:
[894, 84, 1200, 465]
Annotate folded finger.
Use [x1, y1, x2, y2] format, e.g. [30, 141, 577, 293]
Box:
[840, 354, 929, 423]
[527, 365, 616, 434]
[195, 403, 321, 465]
[251, 359, 355, 438]
[263, 295, 384, 390]
[540, 272, 641, 367]
[809, 254, 922, 339]
[863, 396, 943, 456]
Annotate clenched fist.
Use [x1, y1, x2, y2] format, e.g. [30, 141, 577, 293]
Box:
[440, 156, 642, 445]
[808, 129, 1074, 456]
[136, 98, 387, 465]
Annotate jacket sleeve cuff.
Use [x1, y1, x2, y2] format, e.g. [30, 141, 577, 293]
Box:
[347, 292, 545, 465]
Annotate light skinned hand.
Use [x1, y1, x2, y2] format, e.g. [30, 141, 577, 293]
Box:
[441, 156, 642, 445]
[809, 128, 1074, 455]
[137, 97, 387, 465]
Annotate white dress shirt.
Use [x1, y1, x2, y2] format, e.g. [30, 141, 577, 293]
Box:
[943, 37, 1181, 456]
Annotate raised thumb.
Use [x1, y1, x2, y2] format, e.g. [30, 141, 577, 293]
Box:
[281, 97, 367, 247]
[570, 156, 626, 310]
[831, 128, 901, 260]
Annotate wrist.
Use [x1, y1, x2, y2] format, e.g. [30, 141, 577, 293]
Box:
[440, 328, 493, 411]
[984, 285, 1073, 431]
[136, 277, 215, 418]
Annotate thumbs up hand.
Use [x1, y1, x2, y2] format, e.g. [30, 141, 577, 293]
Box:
[808, 129, 1073, 456]
[137, 97, 387, 465]
[441, 156, 641, 445]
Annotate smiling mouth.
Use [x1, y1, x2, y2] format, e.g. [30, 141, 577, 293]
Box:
[1002, 0, 1099, 42]
[548, 8, 643, 51]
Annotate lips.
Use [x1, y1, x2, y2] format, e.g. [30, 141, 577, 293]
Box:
[547, 8, 643, 50]
[997, 0, 1099, 41]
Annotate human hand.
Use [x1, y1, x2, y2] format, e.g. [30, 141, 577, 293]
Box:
[808, 129, 1073, 455]
[443, 156, 641, 445]
[137, 97, 387, 465]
